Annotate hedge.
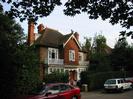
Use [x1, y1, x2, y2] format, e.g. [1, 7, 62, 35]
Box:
[44, 72, 69, 83]
[80, 71, 133, 90]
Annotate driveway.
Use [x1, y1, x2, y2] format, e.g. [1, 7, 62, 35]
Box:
[81, 89, 133, 99]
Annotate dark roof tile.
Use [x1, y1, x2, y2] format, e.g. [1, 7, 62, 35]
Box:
[35, 28, 72, 48]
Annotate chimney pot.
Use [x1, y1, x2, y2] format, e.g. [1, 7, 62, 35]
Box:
[38, 24, 44, 33]
[74, 32, 79, 40]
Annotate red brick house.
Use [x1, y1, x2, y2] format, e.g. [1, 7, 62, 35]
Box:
[27, 21, 89, 81]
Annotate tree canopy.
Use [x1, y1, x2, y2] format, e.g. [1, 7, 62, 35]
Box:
[82, 35, 112, 72]
[1, 0, 133, 37]
[64, 0, 133, 39]
[92, 35, 107, 53]
[1, 0, 62, 22]
[110, 39, 133, 71]
[0, 5, 23, 98]
[0, 6, 40, 98]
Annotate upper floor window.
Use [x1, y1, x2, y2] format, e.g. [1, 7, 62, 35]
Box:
[69, 50, 75, 61]
[48, 48, 58, 59]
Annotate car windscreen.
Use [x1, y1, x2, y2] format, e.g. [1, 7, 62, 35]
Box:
[105, 80, 116, 84]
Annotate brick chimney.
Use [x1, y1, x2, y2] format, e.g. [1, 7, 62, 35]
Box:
[37, 24, 44, 33]
[74, 32, 79, 40]
[27, 21, 35, 45]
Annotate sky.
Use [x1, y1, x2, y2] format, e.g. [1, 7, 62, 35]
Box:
[2, 1, 133, 48]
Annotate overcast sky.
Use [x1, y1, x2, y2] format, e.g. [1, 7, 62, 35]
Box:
[2, 1, 133, 48]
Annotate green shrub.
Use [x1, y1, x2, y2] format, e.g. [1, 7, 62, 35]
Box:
[15, 64, 41, 95]
[44, 71, 69, 83]
[15, 45, 41, 95]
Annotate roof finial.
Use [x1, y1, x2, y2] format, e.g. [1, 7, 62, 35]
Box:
[71, 29, 74, 34]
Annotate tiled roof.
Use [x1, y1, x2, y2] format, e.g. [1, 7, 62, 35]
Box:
[59, 33, 73, 45]
[35, 28, 73, 48]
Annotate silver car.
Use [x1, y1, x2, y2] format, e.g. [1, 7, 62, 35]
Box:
[104, 78, 132, 92]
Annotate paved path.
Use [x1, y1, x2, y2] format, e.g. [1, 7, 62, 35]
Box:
[81, 89, 133, 99]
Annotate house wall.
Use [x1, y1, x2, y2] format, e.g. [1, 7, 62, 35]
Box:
[39, 47, 48, 63]
[82, 52, 87, 61]
[79, 52, 83, 61]
[59, 48, 64, 59]
[39, 47, 48, 80]
[79, 52, 88, 61]
[64, 37, 79, 65]
[83, 52, 87, 61]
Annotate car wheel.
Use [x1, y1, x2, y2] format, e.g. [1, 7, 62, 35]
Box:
[72, 96, 77, 99]
[120, 87, 124, 92]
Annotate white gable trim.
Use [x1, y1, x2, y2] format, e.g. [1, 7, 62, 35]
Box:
[63, 34, 81, 49]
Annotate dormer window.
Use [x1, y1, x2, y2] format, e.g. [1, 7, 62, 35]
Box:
[69, 50, 75, 61]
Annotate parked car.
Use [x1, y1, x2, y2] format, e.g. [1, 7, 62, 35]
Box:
[104, 78, 132, 92]
[125, 77, 133, 84]
[16, 83, 81, 99]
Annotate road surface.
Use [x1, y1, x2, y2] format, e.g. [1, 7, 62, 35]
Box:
[81, 89, 133, 99]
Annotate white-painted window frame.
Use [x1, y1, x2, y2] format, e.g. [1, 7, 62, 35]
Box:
[48, 48, 58, 59]
[69, 50, 75, 61]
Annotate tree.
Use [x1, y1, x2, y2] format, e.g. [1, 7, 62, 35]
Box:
[1, 0, 132, 37]
[64, 0, 133, 38]
[82, 37, 92, 59]
[0, 5, 24, 98]
[15, 44, 40, 95]
[0, 6, 40, 98]
[110, 38, 133, 71]
[114, 38, 128, 48]
[84, 35, 112, 72]
[1, 0, 62, 22]
[91, 34, 107, 54]
[89, 53, 112, 72]
[83, 37, 92, 50]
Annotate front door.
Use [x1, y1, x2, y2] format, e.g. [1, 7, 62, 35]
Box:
[69, 70, 77, 85]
